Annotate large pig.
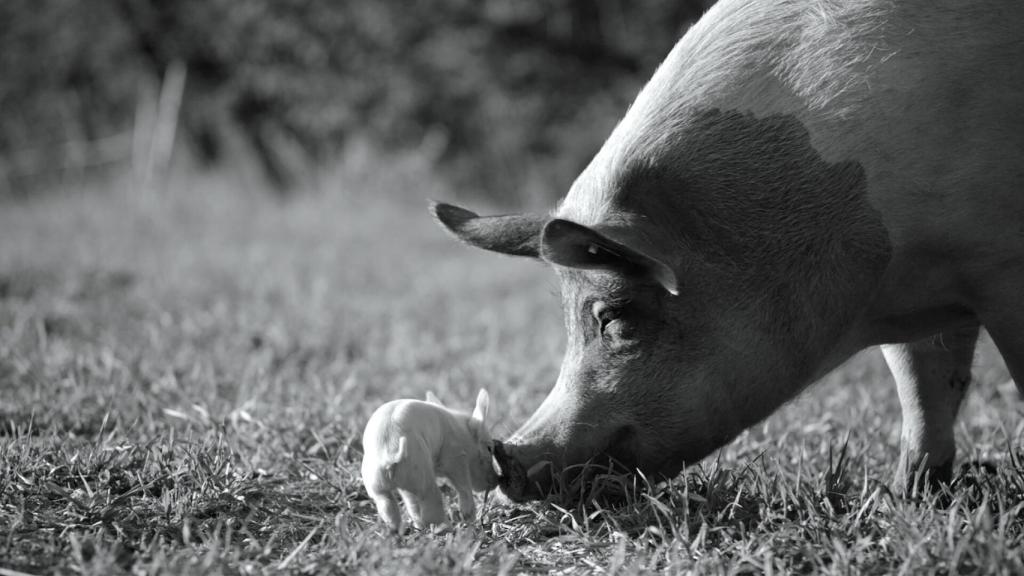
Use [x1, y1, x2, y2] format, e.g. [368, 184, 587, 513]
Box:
[432, 0, 1024, 501]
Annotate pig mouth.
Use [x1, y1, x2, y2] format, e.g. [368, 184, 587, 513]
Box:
[492, 427, 651, 503]
[492, 440, 531, 499]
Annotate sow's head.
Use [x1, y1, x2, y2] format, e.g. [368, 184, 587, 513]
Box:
[429, 146, 885, 501]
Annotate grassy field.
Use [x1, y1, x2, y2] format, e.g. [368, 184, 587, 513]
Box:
[1, 166, 1022, 575]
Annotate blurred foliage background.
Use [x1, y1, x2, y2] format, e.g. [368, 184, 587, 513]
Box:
[0, 0, 714, 204]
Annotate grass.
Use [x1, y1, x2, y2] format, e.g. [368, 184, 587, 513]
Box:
[1, 163, 1022, 575]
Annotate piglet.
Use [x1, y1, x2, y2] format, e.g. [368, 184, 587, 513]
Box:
[361, 389, 498, 532]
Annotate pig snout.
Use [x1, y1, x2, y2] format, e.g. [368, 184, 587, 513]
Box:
[492, 440, 531, 501]
[492, 384, 651, 501]
[493, 424, 647, 502]
[492, 439, 569, 502]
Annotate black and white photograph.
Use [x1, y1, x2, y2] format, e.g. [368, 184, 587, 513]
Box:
[1, 0, 1022, 573]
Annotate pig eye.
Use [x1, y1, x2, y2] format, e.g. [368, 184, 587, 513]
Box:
[592, 302, 624, 337]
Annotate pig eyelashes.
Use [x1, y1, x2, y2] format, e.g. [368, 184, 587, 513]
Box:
[578, 296, 632, 331]
[592, 301, 623, 327]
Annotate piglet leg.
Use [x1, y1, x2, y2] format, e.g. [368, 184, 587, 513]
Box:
[400, 485, 446, 529]
[370, 492, 402, 533]
[455, 483, 476, 521]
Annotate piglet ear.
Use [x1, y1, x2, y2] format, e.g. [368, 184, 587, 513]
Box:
[471, 389, 490, 425]
[425, 391, 444, 406]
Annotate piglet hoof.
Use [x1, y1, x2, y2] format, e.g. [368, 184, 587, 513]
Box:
[493, 440, 527, 497]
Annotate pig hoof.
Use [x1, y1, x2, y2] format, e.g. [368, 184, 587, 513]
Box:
[895, 457, 955, 500]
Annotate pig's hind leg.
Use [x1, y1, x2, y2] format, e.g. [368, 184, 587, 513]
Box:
[976, 277, 1024, 397]
[399, 485, 445, 529]
[393, 437, 447, 529]
[882, 325, 979, 494]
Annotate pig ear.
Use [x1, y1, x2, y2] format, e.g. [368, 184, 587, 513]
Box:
[425, 391, 444, 406]
[430, 201, 544, 258]
[471, 389, 490, 425]
[540, 219, 679, 295]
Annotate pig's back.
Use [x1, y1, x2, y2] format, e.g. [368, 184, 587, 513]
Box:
[362, 400, 454, 466]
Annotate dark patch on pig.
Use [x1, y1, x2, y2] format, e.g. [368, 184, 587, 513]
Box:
[614, 107, 893, 365]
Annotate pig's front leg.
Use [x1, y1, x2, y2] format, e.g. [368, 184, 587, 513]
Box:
[370, 491, 402, 533]
[882, 326, 979, 493]
[456, 486, 476, 521]
[449, 470, 476, 521]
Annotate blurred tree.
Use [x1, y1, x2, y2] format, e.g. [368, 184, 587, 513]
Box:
[0, 0, 713, 200]
[0, 0, 141, 189]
